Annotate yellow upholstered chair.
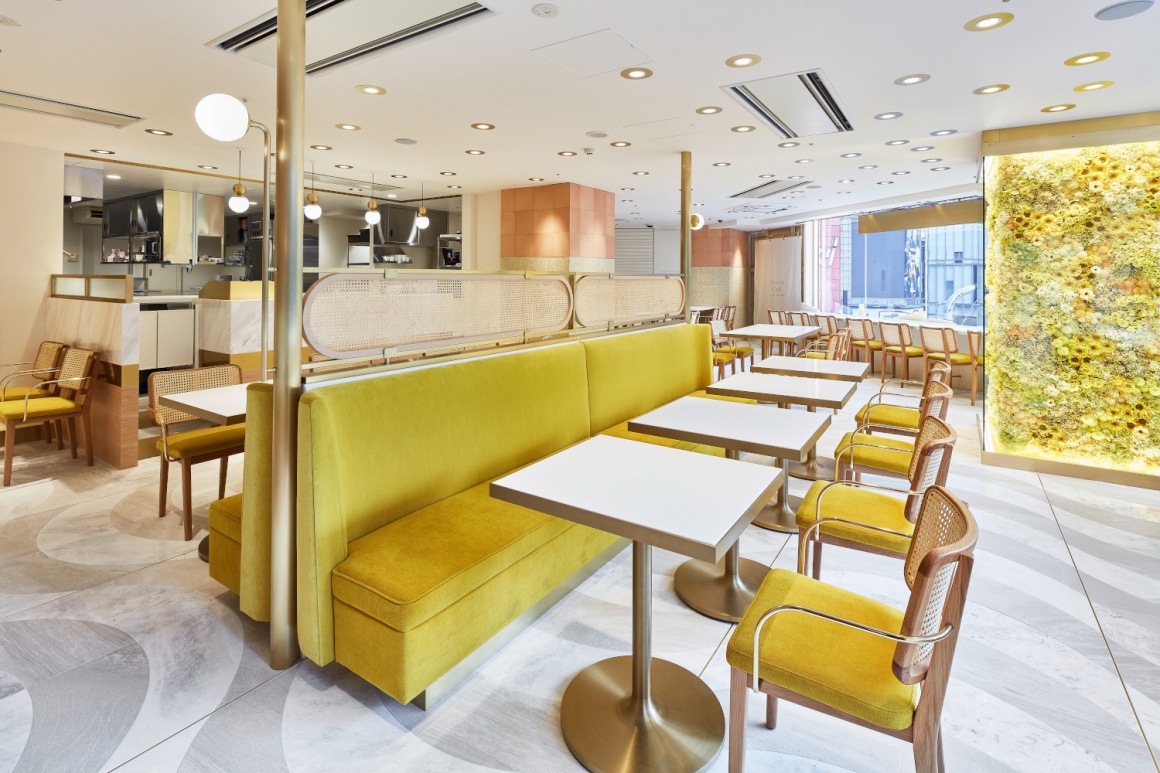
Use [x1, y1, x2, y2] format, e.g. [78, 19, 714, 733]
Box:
[815, 314, 841, 345]
[1, 347, 97, 486]
[919, 326, 983, 406]
[716, 308, 754, 370]
[0, 340, 68, 445]
[854, 362, 951, 438]
[796, 416, 956, 578]
[880, 322, 924, 383]
[834, 381, 954, 483]
[768, 309, 787, 325]
[848, 318, 882, 373]
[709, 319, 738, 378]
[787, 311, 814, 327]
[727, 486, 978, 773]
[799, 328, 850, 361]
[150, 365, 246, 541]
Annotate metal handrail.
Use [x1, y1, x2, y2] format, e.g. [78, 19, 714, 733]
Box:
[16, 376, 89, 420]
[835, 437, 913, 479]
[0, 367, 60, 395]
[798, 514, 915, 573]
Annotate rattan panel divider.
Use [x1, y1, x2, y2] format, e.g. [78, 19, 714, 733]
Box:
[573, 275, 685, 328]
[302, 273, 575, 359]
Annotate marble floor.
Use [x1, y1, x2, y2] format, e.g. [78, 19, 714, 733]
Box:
[1, 373, 1158, 773]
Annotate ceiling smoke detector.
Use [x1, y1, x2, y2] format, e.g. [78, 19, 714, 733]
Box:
[586, 130, 609, 138]
[532, 4, 560, 18]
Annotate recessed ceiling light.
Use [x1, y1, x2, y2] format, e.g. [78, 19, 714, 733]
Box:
[620, 67, 653, 80]
[1065, 52, 1111, 66]
[1042, 103, 1077, 112]
[529, 177, 545, 181]
[633, 171, 649, 176]
[471, 122, 495, 130]
[788, 175, 804, 180]
[621, 187, 634, 191]
[725, 54, 761, 67]
[885, 140, 909, 146]
[336, 124, 361, 131]
[931, 129, 957, 136]
[837, 191, 851, 194]
[875, 112, 903, 120]
[931, 166, 951, 171]
[610, 141, 631, 147]
[964, 12, 1014, 31]
[335, 164, 353, 169]
[921, 158, 943, 163]
[758, 174, 775, 178]
[311, 144, 333, 150]
[796, 159, 814, 164]
[465, 149, 485, 155]
[840, 152, 862, 158]
[778, 141, 800, 148]
[440, 171, 457, 176]
[357, 84, 386, 95]
[894, 73, 931, 86]
[713, 162, 731, 167]
[877, 181, 895, 185]
[630, 212, 640, 215]
[387, 193, 397, 198]
[1095, 1, 1155, 20]
[198, 165, 217, 170]
[911, 146, 935, 152]
[395, 138, 418, 145]
[859, 164, 879, 170]
[892, 170, 911, 176]
[448, 185, 462, 189]
[106, 174, 121, 180]
[145, 129, 172, 136]
[1075, 80, 1114, 91]
[91, 149, 115, 155]
[621, 199, 633, 202]
[348, 187, 363, 192]
[558, 151, 577, 156]
[390, 174, 407, 179]
[806, 185, 821, 189]
[696, 106, 723, 115]
[838, 178, 854, 183]
[731, 125, 756, 133]
[973, 83, 1010, 95]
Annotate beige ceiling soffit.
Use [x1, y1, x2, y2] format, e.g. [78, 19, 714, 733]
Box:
[858, 199, 984, 234]
[982, 111, 1160, 156]
[757, 183, 983, 229]
[0, 90, 141, 128]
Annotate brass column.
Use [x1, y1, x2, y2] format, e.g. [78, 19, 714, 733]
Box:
[680, 151, 692, 322]
[269, 0, 305, 670]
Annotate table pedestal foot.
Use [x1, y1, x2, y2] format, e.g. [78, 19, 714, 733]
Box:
[787, 456, 836, 482]
[561, 656, 724, 773]
[674, 543, 769, 622]
[197, 536, 210, 563]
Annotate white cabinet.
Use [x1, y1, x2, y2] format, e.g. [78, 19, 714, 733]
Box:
[139, 307, 195, 370]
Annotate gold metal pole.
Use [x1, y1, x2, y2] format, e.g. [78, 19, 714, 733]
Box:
[269, 0, 304, 670]
[251, 122, 272, 381]
[680, 151, 692, 323]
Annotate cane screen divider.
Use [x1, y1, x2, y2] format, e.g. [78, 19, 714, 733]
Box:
[573, 275, 685, 328]
[302, 273, 575, 360]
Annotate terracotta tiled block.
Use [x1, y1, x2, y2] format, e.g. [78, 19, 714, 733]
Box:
[500, 233, 515, 257]
[577, 208, 594, 235]
[578, 186, 595, 212]
[534, 185, 555, 210]
[569, 231, 582, 256]
[549, 232, 569, 256]
[515, 210, 535, 235]
[552, 207, 571, 233]
[515, 233, 536, 257]
[514, 187, 535, 211]
[500, 211, 516, 235]
[501, 189, 515, 211]
[533, 208, 552, 234]
[555, 184, 573, 208]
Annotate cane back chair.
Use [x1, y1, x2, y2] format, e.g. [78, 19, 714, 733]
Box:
[834, 381, 954, 483]
[881, 322, 924, 383]
[854, 362, 952, 437]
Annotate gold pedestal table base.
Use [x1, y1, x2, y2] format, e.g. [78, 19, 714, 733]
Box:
[752, 459, 797, 533]
[561, 542, 724, 773]
[673, 542, 769, 623]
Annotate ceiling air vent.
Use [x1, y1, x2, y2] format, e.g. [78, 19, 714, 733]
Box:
[210, 0, 492, 75]
[0, 90, 141, 128]
[731, 179, 813, 199]
[722, 69, 853, 139]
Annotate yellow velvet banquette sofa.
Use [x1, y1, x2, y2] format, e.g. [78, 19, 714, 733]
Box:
[213, 323, 742, 706]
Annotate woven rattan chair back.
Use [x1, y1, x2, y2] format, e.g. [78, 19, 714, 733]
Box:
[723, 305, 737, 329]
[709, 318, 731, 346]
[149, 365, 242, 428]
[824, 329, 851, 360]
[32, 341, 67, 382]
[919, 326, 958, 355]
[787, 311, 813, 327]
[904, 417, 957, 519]
[848, 318, 876, 343]
[768, 310, 787, 325]
[927, 361, 951, 385]
[893, 486, 977, 684]
[880, 321, 912, 348]
[919, 380, 954, 422]
[816, 315, 840, 335]
[55, 348, 97, 400]
[967, 329, 982, 359]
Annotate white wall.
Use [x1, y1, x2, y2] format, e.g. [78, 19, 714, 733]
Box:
[653, 228, 681, 274]
[461, 191, 501, 271]
[318, 215, 365, 269]
[0, 141, 64, 365]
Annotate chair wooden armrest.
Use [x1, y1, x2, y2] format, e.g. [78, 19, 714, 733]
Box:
[865, 392, 921, 408]
[13, 376, 90, 420]
[751, 606, 953, 694]
[853, 421, 917, 437]
[0, 367, 60, 393]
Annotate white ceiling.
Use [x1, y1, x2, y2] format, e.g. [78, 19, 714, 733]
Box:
[3, 0, 1157, 229]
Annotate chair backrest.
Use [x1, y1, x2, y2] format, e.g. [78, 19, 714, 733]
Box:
[919, 326, 958, 355]
[768, 309, 787, 325]
[827, 329, 851, 360]
[893, 486, 977, 685]
[723, 305, 737, 329]
[905, 416, 957, 520]
[709, 318, 729, 344]
[54, 347, 97, 401]
[787, 311, 813, 327]
[920, 380, 954, 421]
[927, 361, 952, 385]
[149, 364, 243, 428]
[816, 315, 840, 335]
[967, 329, 982, 359]
[32, 341, 67, 382]
[880, 321, 912, 348]
[848, 318, 877, 342]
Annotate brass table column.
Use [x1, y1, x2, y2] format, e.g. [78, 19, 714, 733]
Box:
[787, 405, 837, 482]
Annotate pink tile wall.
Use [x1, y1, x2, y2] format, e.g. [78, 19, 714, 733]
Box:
[501, 183, 614, 259]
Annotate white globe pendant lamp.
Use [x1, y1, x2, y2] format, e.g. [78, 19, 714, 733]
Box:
[365, 173, 381, 225]
[415, 182, 430, 229]
[227, 148, 249, 213]
[195, 93, 251, 142]
[303, 162, 322, 220]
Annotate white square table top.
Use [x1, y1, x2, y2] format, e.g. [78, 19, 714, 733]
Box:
[490, 435, 782, 564]
[752, 355, 870, 382]
[159, 382, 254, 426]
[707, 372, 857, 410]
[629, 396, 828, 461]
[722, 324, 821, 342]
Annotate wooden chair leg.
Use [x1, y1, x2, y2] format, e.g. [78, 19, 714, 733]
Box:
[82, 412, 93, 467]
[159, 457, 169, 518]
[3, 420, 14, 486]
[56, 419, 64, 450]
[67, 417, 78, 459]
[45, 421, 53, 444]
[765, 692, 777, 729]
[812, 540, 822, 580]
[181, 460, 193, 541]
[937, 724, 946, 773]
[219, 456, 228, 500]
[913, 722, 940, 773]
[970, 363, 978, 406]
[729, 668, 748, 773]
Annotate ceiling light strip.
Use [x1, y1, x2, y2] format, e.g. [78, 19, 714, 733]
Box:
[724, 85, 796, 139]
[797, 72, 854, 132]
[0, 90, 142, 128]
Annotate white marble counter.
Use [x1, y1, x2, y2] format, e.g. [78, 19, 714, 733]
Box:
[134, 294, 199, 305]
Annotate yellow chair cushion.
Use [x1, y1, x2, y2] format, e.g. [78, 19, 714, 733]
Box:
[601, 420, 682, 448]
[687, 389, 757, 405]
[884, 345, 923, 356]
[1, 386, 48, 400]
[0, 397, 78, 420]
[854, 403, 920, 431]
[331, 479, 572, 632]
[713, 351, 736, 365]
[801, 352, 827, 360]
[796, 480, 914, 554]
[718, 345, 755, 357]
[925, 352, 973, 365]
[852, 340, 884, 350]
[158, 423, 246, 459]
[208, 493, 244, 543]
[834, 432, 913, 476]
[727, 568, 916, 730]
